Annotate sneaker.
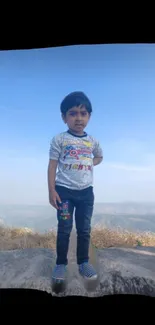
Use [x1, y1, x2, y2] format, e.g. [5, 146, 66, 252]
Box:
[79, 262, 98, 280]
[52, 264, 67, 283]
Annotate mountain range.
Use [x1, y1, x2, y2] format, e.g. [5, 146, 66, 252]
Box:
[0, 203, 155, 233]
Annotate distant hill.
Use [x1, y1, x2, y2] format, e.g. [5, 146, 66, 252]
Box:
[0, 203, 155, 233]
[93, 202, 155, 215]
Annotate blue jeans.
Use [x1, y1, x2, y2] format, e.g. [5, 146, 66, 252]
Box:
[55, 185, 94, 265]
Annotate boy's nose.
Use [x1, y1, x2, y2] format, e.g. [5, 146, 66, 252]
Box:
[76, 115, 82, 121]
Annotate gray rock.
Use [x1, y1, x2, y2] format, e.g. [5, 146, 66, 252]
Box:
[0, 245, 155, 297]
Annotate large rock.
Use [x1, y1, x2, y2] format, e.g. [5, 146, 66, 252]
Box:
[0, 245, 155, 297]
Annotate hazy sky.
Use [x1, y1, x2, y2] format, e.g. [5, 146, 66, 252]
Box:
[0, 44, 155, 204]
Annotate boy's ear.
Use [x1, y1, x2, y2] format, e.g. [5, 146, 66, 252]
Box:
[61, 113, 66, 123]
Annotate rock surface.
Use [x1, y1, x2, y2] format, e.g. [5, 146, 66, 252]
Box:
[0, 244, 155, 297]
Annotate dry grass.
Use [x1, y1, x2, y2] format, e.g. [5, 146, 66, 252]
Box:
[0, 225, 155, 251]
[91, 226, 155, 248]
[0, 226, 56, 251]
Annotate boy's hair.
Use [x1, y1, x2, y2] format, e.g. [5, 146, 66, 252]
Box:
[60, 91, 92, 116]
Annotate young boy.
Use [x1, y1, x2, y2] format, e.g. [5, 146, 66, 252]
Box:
[48, 91, 103, 284]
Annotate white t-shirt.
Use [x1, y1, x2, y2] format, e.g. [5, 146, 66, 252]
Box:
[49, 130, 103, 190]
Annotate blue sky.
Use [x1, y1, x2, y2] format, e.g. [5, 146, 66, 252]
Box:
[0, 44, 155, 204]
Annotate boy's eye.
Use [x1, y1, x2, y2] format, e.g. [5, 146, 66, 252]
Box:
[69, 111, 87, 116]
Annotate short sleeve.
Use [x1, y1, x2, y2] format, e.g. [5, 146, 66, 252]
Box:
[49, 134, 62, 160]
[92, 139, 103, 158]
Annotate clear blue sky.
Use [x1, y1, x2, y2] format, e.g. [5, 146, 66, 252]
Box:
[0, 44, 155, 204]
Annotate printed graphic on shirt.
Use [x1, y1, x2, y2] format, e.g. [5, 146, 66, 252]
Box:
[63, 145, 92, 161]
[63, 163, 92, 171]
[63, 139, 93, 148]
[63, 139, 93, 162]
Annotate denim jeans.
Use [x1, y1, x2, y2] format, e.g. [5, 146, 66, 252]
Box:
[55, 185, 94, 265]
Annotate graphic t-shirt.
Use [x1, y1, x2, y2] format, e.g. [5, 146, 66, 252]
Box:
[49, 130, 103, 190]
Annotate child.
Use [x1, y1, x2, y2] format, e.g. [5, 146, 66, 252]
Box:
[48, 91, 103, 284]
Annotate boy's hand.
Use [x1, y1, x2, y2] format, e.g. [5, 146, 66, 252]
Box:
[49, 189, 62, 209]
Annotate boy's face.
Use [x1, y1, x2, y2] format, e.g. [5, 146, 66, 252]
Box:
[62, 105, 90, 135]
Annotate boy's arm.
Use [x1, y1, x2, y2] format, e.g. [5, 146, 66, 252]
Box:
[48, 159, 62, 209]
[48, 159, 58, 192]
[92, 139, 103, 166]
[48, 135, 62, 203]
